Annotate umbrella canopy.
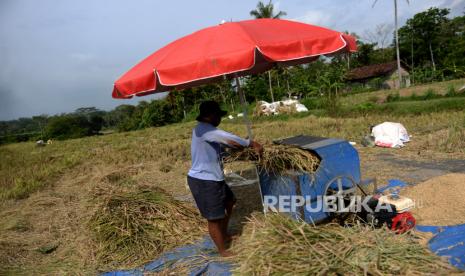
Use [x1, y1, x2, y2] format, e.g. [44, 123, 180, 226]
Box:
[112, 18, 356, 99]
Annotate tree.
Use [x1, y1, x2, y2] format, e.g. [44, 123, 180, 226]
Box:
[250, 0, 287, 102]
[89, 114, 104, 133]
[104, 104, 136, 128]
[74, 107, 101, 115]
[139, 100, 175, 128]
[350, 40, 394, 67]
[32, 115, 48, 139]
[441, 15, 465, 77]
[249, 0, 286, 19]
[243, 74, 269, 102]
[363, 24, 394, 49]
[45, 115, 93, 140]
[401, 8, 449, 71]
[117, 101, 149, 131]
[314, 62, 347, 115]
[398, 8, 455, 82]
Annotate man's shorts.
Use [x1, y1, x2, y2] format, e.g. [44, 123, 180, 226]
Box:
[187, 175, 236, 221]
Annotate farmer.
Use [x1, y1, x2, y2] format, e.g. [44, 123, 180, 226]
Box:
[187, 100, 262, 257]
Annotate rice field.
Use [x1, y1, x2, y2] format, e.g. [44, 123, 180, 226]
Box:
[1, 79, 465, 274]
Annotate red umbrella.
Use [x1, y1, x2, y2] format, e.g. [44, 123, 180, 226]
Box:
[113, 18, 355, 98]
[112, 18, 356, 136]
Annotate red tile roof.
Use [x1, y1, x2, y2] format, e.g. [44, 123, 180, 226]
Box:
[347, 61, 402, 81]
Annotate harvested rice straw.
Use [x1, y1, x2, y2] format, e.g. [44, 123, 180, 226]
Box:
[225, 144, 320, 175]
[231, 213, 457, 275]
[88, 187, 205, 269]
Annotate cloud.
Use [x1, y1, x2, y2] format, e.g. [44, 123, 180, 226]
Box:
[448, 0, 464, 9]
[1, 0, 465, 120]
[443, 0, 465, 16]
[292, 10, 332, 27]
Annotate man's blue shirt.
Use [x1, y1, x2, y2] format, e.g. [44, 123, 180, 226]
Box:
[188, 122, 249, 181]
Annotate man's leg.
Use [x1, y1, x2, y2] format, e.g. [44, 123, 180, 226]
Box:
[208, 219, 232, 257]
[222, 183, 236, 241]
[187, 177, 234, 256]
[222, 199, 234, 241]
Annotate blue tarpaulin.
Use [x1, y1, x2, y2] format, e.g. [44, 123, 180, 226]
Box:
[378, 179, 465, 271]
[102, 236, 232, 276]
[416, 224, 465, 270]
[104, 178, 464, 275]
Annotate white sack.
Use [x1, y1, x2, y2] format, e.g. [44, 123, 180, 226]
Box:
[371, 122, 410, 148]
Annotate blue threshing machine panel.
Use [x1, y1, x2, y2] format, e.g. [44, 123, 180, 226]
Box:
[259, 135, 361, 224]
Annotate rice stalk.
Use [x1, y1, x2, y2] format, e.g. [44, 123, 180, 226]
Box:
[225, 144, 320, 175]
[231, 213, 457, 275]
[88, 187, 205, 269]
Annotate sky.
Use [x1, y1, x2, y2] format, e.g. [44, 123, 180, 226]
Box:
[1, 0, 464, 120]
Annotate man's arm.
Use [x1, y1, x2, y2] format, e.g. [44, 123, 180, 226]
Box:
[204, 129, 263, 154]
[204, 129, 249, 148]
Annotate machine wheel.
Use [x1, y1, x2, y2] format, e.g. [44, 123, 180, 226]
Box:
[324, 175, 358, 218]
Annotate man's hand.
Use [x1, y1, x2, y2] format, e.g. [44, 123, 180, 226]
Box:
[226, 140, 244, 149]
[249, 140, 263, 155]
[225, 139, 263, 155]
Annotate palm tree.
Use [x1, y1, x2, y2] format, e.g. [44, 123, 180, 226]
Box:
[250, 0, 287, 19]
[373, 0, 409, 89]
[250, 1, 287, 102]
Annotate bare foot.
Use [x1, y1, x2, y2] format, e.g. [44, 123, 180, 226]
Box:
[219, 250, 235, 257]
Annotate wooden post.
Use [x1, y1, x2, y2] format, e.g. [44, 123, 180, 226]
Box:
[394, 0, 403, 88]
[268, 71, 275, 102]
[235, 76, 253, 139]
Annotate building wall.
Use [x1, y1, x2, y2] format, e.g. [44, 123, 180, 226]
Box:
[385, 68, 411, 89]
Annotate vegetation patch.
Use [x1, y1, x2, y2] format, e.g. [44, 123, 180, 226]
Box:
[0, 142, 87, 200]
[88, 187, 205, 270]
[232, 214, 457, 275]
[0, 240, 30, 270]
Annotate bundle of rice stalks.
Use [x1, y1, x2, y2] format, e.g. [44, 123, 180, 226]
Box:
[225, 144, 320, 174]
[89, 188, 205, 269]
[232, 214, 457, 275]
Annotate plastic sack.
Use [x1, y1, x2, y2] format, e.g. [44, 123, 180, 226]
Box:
[371, 122, 410, 148]
[295, 103, 309, 112]
[255, 100, 308, 116]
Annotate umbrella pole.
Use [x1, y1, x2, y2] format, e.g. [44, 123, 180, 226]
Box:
[234, 76, 253, 140]
[235, 76, 265, 215]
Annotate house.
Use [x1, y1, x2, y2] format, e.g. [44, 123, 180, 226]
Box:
[346, 61, 411, 89]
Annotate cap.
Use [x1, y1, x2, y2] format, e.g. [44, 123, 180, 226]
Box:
[196, 100, 227, 121]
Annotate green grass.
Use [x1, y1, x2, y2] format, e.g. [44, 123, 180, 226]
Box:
[256, 95, 465, 119]
[0, 140, 88, 200]
[340, 78, 465, 106]
[349, 97, 465, 116]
